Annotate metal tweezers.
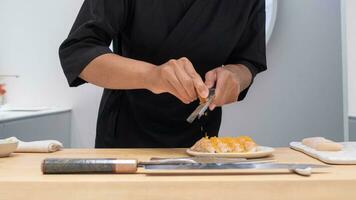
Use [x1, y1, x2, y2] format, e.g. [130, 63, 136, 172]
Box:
[186, 88, 215, 123]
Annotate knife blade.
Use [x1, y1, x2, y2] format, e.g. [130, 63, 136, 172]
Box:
[148, 157, 275, 164]
[144, 163, 328, 170]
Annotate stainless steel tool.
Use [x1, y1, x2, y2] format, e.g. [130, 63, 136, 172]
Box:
[186, 88, 215, 123]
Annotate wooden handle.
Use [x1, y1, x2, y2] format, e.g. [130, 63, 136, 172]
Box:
[42, 158, 138, 174]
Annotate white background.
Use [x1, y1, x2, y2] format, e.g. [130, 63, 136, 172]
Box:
[0, 0, 349, 147]
[0, 0, 100, 147]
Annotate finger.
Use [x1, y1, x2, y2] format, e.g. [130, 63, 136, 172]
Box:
[175, 59, 197, 101]
[212, 70, 228, 107]
[205, 69, 217, 89]
[163, 67, 191, 104]
[167, 77, 191, 104]
[166, 81, 190, 104]
[180, 58, 209, 99]
[183, 67, 209, 99]
[193, 76, 209, 99]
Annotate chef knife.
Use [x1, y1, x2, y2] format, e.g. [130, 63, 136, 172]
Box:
[42, 158, 327, 176]
[41, 157, 270, 174]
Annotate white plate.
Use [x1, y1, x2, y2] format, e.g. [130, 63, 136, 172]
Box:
[186, 146, 275, 158]
[0, 139, 18, 158]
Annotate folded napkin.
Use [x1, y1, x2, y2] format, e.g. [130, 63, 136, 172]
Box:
[7, 137, 63, 153]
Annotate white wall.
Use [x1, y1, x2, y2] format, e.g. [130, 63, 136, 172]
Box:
[0, 0, 346, 147]
[0, 0, 101, 147]
[345, 0, 356, 117]
[220, 0, 344, 145]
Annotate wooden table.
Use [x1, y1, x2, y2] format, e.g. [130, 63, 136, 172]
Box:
[0, 148, 355, 200]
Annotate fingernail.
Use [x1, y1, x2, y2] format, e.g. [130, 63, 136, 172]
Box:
[205, 82, 211, 88]
[203, 88, 209, 98]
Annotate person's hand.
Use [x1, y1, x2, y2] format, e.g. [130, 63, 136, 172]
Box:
[149, 57, 209, 104]
[205, 65, 245, 110]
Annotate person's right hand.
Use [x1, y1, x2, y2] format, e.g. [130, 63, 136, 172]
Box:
[148, 57, 209, 104]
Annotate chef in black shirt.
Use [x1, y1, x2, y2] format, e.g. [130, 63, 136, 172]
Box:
[59, 0, 267, 148]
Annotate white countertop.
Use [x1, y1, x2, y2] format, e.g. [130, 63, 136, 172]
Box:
[0, 107, 71, 123]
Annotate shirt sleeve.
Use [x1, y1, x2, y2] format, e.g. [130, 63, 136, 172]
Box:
[226, 0, 267, 101]
[59, 0, 128, 87]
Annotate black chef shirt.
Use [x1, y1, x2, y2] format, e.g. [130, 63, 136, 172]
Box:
[59, 0, 267, 148]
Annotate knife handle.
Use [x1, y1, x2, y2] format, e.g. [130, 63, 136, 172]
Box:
[42, 158, 138, 174]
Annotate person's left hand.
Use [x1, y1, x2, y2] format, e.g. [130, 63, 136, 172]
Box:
[204, 66, 241, 110]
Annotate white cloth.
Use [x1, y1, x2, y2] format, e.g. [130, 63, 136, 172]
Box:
[7, 137, 63, 153]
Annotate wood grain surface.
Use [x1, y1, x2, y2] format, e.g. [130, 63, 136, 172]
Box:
[0, 148, 355, 200]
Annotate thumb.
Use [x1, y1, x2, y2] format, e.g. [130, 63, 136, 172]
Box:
[205, 69, 217, 89]
[193, 76, 209, 99]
